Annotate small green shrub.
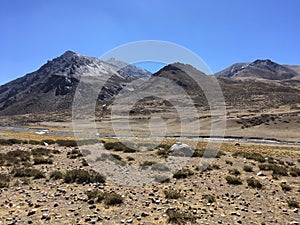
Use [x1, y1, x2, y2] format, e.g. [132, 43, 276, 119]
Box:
[86, 190, 123, 206]
[246, 178, 262, 189]
[173, 168, 194, 179]
[164, 189, 182, 199]
[225, 175, 242, 185]
[243, 165, 253, 172]
[50, 170, 64, 180]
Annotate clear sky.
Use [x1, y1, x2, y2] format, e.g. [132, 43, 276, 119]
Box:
[1, 0, 300, 84]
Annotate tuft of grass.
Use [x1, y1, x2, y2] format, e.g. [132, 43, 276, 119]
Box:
[225, 175, 242, 185]
[243, 165, 253, 172]
[67, 149, 83, 159]
[173, 168, 194, 179]
[164, 189, 182, 199]
[103, 141, 136, 153]
[3, 150, 31, 166]
[140, 161, 156, 168]
[64, 169, 105, 184]
[31, 147, 52, 156]
[156, 149, 169, 158]
[0, 138, 24, 146]
[232, 151, 265, 163]
[50, 170, 64, 180]
[246, 178, 262, 189]
[192, 149, 225, 158]
[280, 183, 292, 192]
[126, 156, 135, 161]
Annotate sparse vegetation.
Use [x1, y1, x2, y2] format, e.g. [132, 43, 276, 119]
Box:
[33, 157, 53, 165]
[173, 168, 194, 179]
[225, 175, 243, 185]
[247, 178, 262, 189]
[50, 170, 64, 180]
[280, 183, 292, 192]
[229, 168, 241, 176]
[86, 190, 123, 206]
[202, 194, 216, 203]
[0, 174, 10, 188]
[166, 209, 196, 224]
[243, 165, 253, 172]
[56, 139, 77, 147]
[232, 151, 266, 163]
[258, 164, 288, 176]
[225, 160, 233, 165]
[192, 149, 225, 158]
[289, 167, 300, 177]
[156, 149, 169, 158]
[103, 141, 136, 152]
[140, 161, 156, 168]
[287, 199, 299, 208]
[64, 169, 105, 184]
[31, 147, 52, 156]
[11, 168, 45, 179]
[164, 189, 182, 199]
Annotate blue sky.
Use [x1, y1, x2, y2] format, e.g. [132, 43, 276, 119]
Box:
[1, 0, 300, 84]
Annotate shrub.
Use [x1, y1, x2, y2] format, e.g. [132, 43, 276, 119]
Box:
[232, 152, 265, 163]
[173, 168, 194, 179]
[99, 192, 123, 206]
[225, 176, 242, 185]
[126, 156, 135, 161]
[229, 169, 241, 176]
[11, 168, 45, 179]
[202, 194, 216, 203]
[280, 183, 292, 192]
[50, 170, 64, 180]
[56, 139, 77, 147]
[67, 149, 83, 159]
[166, 209, 196, 224]
[164, 189, 182, 199]
[81, 158, 89, 166]
[246, 178, 262, 189]
[243, 165, 253, 172]
[0, 174, 10, 188]
[157, 143, 172, 150]
[290, 167, 300, 177]
[110, 154, 122, 161]
[258, 164, 288, 176]
[31, 148, 52, 156]
[287, 199, 299, 208]
[4, 150, 31, 165]
[64, 169, 105, 184]
[28, 140, 42, 145]
[0, 139, 24, 146]
[33, 157, 53, 165]
[103, 141, 136, 152]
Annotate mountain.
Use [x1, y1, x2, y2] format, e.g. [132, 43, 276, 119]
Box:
[215, 59, 299, 81]
[0, 51, 150, 116]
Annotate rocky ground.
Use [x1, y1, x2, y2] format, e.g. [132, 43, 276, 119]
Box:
[0, 140, 299, 224]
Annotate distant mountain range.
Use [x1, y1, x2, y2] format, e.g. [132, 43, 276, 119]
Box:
[0, 51, 299, 117]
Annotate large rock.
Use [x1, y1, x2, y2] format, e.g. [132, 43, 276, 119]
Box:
[169, 142, 194, 157]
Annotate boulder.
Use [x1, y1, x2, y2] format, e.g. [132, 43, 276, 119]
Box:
[169, 142, 194, 157]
